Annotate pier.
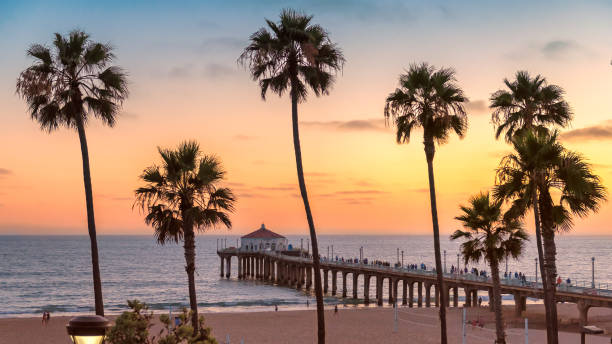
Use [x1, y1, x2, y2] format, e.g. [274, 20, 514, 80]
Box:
[218, 248, 612, 326]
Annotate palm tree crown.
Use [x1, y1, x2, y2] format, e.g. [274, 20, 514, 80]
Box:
[452, 192, 527, 264]
[494, 131, 606, 231]
[134, 141, 236, 243]
[16, 30, 128, 131]
[239, 8, 344, 101]
[490, 70, 571, 143]
[384, 63, 468, 147]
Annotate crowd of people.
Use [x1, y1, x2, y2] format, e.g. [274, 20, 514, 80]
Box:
[319, 254, 577, 288]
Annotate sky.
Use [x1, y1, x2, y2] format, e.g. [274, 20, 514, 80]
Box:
[0, 0, 611, 236]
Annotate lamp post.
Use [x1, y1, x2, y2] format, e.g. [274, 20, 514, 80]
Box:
[401, 250, 404, 267]
[397, 248, 400, 265]
[331, 245, 334, 260]
[327, 246, 329, 260]
[359, 246, 363, 264]
[535, 258, 538, 284]
[456, 253, 460, 276]
[592, 257, 595, 288]
[66, 315, 111, 344]
[444, 250, 447, 274]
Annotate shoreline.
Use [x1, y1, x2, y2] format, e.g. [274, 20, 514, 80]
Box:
[2, 304, 611, 344]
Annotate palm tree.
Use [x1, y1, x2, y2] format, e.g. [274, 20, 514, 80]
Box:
[134, 141, 235, 330]
[239, 9, 344, 343]
[452, 192, 528, 344]
[16, 30, 128, 316]
[490, 70, 572, 143]
[490, 71, 572, 343]
[495, 131, 606, 342]
[384, 63, 468, 344]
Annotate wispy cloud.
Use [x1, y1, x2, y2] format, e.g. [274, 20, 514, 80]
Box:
[541, 40, 582, 59]
[203, 63, 235, 78]
[168, 63, 235, 79]
[560, 120, 612, 142]
[408, 188, 429, 193]
[234, 134, 257, 141]
[0, 168, 13, 177]
[301, 118, 388, 132]
[96, 194, 131, 201]
[465, 100, 488, 114]
[506, 39, 590, 61]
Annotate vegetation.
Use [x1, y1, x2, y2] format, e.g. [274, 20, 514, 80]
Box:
[134, 141, 235, 331]
[452, 192, 528, 344]
[384, 63, 469, 344]
[16, 30, 129, 316]
[490, 71, 573, 343]
[239, 9, 345, 343]
[494, 131, 606, 341]
[106, 300, 217, 344]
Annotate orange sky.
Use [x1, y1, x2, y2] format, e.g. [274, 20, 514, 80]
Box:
[0, 1, 611, 236]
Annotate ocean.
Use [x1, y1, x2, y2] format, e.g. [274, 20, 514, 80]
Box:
[1, 234, 612, 318]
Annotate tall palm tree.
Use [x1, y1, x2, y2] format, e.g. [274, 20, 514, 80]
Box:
[239, 9, 344, 343]
[495, 131, 606, 342]
[134, 141, 235, 330]
[384, 63, 468, 344]
[490, 70, 572, 143]
[452, 192, 528, 344]
[490, 71, 572, 343]
[16, 30, 128, 316]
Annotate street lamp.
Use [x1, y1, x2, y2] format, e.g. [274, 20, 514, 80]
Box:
[592, 257, 595, 288]
[444, 250, 447, 274]
[401, 250, 404, 267]
[535, 258, 538, 284]
[66, 315, 111, 344]
[456, 253, 460, 276]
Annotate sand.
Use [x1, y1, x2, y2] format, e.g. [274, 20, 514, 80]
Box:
[1, 304, 611, 344]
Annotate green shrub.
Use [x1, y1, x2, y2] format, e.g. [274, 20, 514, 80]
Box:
[106, 300, 217, 344]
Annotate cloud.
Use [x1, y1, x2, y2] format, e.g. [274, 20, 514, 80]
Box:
[505, 39, 589, 61]
[168, 64, 193, 78]
[301, 118, 388, 132]
[541, 40, 580, 59]
[120, 111, 139, 120]
[0, 168, 12, 176]
[560, 121, 612, 142]
[203, 63, 235, 78]
[465, 100, 488, 114]
[408, 188, 429, 193]
[234, 134, 257, 141]
[168, 63, 235, 79]
[96, 194, 131, 201]
[253, 186, 295, 191]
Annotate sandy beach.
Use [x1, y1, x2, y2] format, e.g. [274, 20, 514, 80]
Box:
[2, 304, 611, 344]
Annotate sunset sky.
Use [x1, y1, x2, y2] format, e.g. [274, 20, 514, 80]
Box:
[0, 0, 611, 236]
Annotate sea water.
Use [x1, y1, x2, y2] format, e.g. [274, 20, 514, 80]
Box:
[1, 234, 611, 317]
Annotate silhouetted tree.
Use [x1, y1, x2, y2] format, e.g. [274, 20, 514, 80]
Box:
[16, 30, 128, 316]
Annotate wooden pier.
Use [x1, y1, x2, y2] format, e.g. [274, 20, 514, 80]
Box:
[217, 248, 612, 326]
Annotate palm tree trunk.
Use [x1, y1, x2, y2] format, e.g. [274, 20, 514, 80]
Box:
[489, 258, 506, 344]
[538, 189, 559, 343]
[76, 117, 104, 316]
[291, 92, 325, 344]
[183, 222, 199, 331]
[424, 140, 447, 344]
[530, 177, 554, 344]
